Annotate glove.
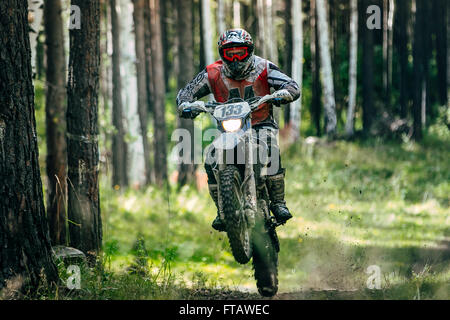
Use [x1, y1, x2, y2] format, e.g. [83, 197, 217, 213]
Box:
[178, 102, 200, 119]
[272, 89, 293, 105]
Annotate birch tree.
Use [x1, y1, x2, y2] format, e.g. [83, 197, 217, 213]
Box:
[28, 0, 44, 77]
[345, 0, 358, 137]
[217, 0, 226, 35]
[256, 0, 267, 57]
[120, 0, 145, 187]
[316, 0, 337, 136]
[289, 0, 303, 141]
[233, 0, 241, 28]
[201, 0, 214, 65]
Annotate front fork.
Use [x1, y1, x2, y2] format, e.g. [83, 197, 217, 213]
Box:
[212, 132, 257, 225]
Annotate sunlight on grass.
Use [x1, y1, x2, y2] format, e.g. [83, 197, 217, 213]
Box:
[92, 136, 449, 298]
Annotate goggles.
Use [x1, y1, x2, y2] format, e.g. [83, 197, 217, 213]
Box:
[222, 46, 249, 62]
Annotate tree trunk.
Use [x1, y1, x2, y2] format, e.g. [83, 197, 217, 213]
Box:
[133, 0, 152, 186]
[397, 0, 409, 118]
[217, 0, 226, 35]
[120, 0, 145, 187]
[382, 0, 388, 107]
[110, 0, 128, 189]
[289, 0, 303, 141]
[362, 0, 375, 134]
[310, 0, 321, 136]
[316, 0, 337, 137]
[44, 0, 67, 245]
[67, 0, 102, 258]
[283, 0, 292, 126]
[161, 0, 170, 89]
[202, 0, 214, 65]
[0, 0, 58, 293]
[433, 0, 447, 107]
[387, 0, 395, 109]
[28, 0, 44, 77]
[233, 0, 241, 28]
[383, 0, 395, 109]
[345, 0, 358, 137]
[177, 0, 196, 187]
[256, 0, 266, 57]
[150, 0, 168, 186]
[412, 0, 426, 141]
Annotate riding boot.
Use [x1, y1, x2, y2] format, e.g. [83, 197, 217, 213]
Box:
[208, 184, 226, 232]
[266, 169, 292, 224]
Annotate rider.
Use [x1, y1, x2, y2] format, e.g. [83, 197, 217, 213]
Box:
[176, 29, 300, 232]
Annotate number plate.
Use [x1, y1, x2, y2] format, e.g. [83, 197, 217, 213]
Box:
[213, 102, 251, 120]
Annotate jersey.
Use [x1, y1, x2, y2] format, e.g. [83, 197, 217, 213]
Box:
[176, 55, 300, 127]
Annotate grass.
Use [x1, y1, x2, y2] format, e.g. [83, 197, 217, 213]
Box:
[34, 129, 448, 300]
[32, 79, 449, 299]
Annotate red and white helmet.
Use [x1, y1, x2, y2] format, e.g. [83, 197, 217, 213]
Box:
[218, 29, 255, 80]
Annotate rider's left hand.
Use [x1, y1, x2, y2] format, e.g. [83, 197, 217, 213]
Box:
[272, 90, 293, 105]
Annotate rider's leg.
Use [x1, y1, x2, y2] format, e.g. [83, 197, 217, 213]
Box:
[257, 126, 292, 224]
[205, 146, 226, 232]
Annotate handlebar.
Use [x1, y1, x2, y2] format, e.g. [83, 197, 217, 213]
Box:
[180, 89, 292, 115]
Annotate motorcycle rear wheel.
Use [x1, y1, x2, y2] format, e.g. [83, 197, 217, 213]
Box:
[252, 202, 279, 297]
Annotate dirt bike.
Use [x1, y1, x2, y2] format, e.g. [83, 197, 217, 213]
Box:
[180, 89, 292, 297]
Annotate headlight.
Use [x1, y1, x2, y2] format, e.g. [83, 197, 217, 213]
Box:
[221, 119, 242, 132]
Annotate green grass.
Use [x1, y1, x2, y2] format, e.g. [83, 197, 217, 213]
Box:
[40, 132, 447, 300]
[32, 79, 449, 299]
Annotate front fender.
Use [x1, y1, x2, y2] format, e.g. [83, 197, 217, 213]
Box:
[212, 131, 244, 150]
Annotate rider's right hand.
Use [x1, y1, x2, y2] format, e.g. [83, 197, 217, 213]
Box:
[178, 102, 200, 119]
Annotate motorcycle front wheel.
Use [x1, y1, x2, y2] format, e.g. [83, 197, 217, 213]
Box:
[219, 165, 252, 264]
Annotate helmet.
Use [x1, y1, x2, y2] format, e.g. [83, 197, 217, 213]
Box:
[218, 29, 255, 80]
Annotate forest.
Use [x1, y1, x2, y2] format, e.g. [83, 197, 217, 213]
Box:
[0, 0, 448, 301]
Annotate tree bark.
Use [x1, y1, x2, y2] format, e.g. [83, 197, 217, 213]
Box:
[233, 0, 241, 28]
[362, 0, 375, 134]
[177, 0, 196, 187]
[283, 0, 292, 126]
[201, 0, 214, 65]
[150, 0, 168, 186]
[412, 0, 426, 141]
[133, 0, 152, 186]
[289, 0, 303, 141]
[110, 0, 128, 189]
[0, 0, 58, 293]
[433, 0, 447, 107]
[217, 0, 226, 35]
[396, 0, 409, 118]
[67, 0, 102, 257]
[310, 0, 321, 136]
[316, 0, 337, 137]
[160, 0, 170, 89]
[44, 0, 67, 245]
[28, 0, 44, 77]
[256, 0, 267, 57]
[345, 0, 358, 137]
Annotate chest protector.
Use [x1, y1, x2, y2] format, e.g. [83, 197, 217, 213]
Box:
[206, 59, 271, 125]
